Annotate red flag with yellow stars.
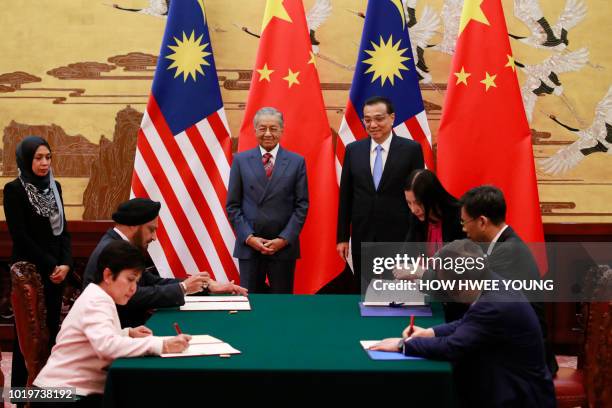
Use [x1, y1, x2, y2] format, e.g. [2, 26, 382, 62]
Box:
[238, 0, 342, 293]
[436, 0, 547, 273]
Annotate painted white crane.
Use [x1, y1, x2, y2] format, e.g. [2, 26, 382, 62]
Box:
[113, 0, 170, 18]
[539, 86, 612, 175]
[431, 0, 462, 56]
[511, 0, 587, 51]
[518, 48, 589, 123]
[406, 4, 440, 83]
[306, 0, 332, 54]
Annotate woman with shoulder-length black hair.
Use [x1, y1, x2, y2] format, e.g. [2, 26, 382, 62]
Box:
[403, 169, 465, 255]
[402, 169, 467, 322]
[3, 136, 72, 388]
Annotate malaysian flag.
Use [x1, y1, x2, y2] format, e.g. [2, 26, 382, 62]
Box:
[337, 0, 434, 181]
[131, 0, 239, 282]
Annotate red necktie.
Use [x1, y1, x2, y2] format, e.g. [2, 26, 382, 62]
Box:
[262, 152, 274, 178]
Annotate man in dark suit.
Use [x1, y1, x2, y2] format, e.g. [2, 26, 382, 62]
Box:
[372, 240, 556, 408]
[83, 198, 246, 327]
[226, 107, 309, 293]
[459, 185, 558, 375]
[337, 96, 424, 291]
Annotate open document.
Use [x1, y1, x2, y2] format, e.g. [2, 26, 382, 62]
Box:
[180, 301, 251, 311]
[184, 296, 249, 303]
[161, 335, 241, 357]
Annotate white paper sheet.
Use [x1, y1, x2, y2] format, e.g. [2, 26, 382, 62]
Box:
[360, 340, 382, 350]
[184, 296, 249, 303]
[179, 301, 251, 311]
[161, 342, 241, 358]
[158, 335, 222, 344]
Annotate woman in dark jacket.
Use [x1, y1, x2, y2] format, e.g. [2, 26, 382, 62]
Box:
[402, 169, 467, 322]
[3, 136, 72, 388]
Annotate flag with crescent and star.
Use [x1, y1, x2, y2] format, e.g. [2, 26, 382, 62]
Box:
[132, 0, 239, 283]
[436, 0, 547, 273]
[238, 0, 343, 293]
[337, 0, 435, 181]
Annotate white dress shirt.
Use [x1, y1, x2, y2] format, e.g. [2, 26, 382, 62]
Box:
[260, 143, 280, 166]
[34, 284, 164, 395]
[113, 227, 129, 241]
[486, 224, 509, 255]
[369, 133, 393, 175]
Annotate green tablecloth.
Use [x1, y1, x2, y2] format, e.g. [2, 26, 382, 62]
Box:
[105, 295, 454, 406]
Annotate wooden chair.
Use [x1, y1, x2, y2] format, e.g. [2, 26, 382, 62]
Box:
[554, 265, 611, 407]
[0, 344, 4, 388]
[10, 261, 50, 386]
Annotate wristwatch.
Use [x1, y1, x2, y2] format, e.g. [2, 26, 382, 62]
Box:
[397, 338, 405, 353]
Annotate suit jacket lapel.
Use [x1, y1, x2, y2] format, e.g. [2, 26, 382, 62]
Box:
[359, 140, 376, 193]
[496, 226, 514, 244]
[490, 226, 514, 255]
[247, 148, 268, 191]
[107, 228, 122, 241]
[259, 146, 289, 204]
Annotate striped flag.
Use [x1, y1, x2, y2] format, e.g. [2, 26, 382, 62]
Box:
[131, 0, 239, 283]
[337, 0, 434, 181]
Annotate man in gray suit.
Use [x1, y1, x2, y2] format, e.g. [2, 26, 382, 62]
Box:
[83, 198, 247, 327]
[227, 107, 309, 293]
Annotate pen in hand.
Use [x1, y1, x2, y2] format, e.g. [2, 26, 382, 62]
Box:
[407, 315, 415, 337]
[163, 324, 191, 354]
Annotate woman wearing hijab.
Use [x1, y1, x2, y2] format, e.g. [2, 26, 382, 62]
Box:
[3, 136, 72, 389]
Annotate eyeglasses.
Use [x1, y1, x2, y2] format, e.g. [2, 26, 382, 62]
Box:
[460, 218, 477, 226]
[256, 126, 281, 134]
[363, 115, 389, 125]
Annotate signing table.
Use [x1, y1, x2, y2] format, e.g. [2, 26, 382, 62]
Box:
[104, 295, 454, 406]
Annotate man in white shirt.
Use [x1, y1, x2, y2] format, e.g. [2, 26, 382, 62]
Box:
[337, 96, 424, 292]
[458, 185, 557, 375]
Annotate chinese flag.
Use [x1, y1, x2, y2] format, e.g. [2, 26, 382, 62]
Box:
[238, 0, 343, 293]
[436, 0, 546, 272]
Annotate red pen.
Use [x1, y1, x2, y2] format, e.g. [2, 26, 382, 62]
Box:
[408, 315, 415, 337]
[173, 322, 182, 335]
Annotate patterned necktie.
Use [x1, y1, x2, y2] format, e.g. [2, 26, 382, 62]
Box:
[373, 145, 383, 190]
[262, 152, 274, 178]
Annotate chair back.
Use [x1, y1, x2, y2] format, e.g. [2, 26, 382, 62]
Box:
[0, 344, 4, 389]
[582, 265, 611, 407]
[10, 261, 50, 386]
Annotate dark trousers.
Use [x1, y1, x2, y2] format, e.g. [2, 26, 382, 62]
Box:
[239, 258, 296, 294]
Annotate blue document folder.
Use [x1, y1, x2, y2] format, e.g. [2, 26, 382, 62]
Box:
[365, 350, 424, 360]
[359, 303, 432, 317]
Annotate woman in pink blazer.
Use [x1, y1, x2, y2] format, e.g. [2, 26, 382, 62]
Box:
[34, 240, 190, 407]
